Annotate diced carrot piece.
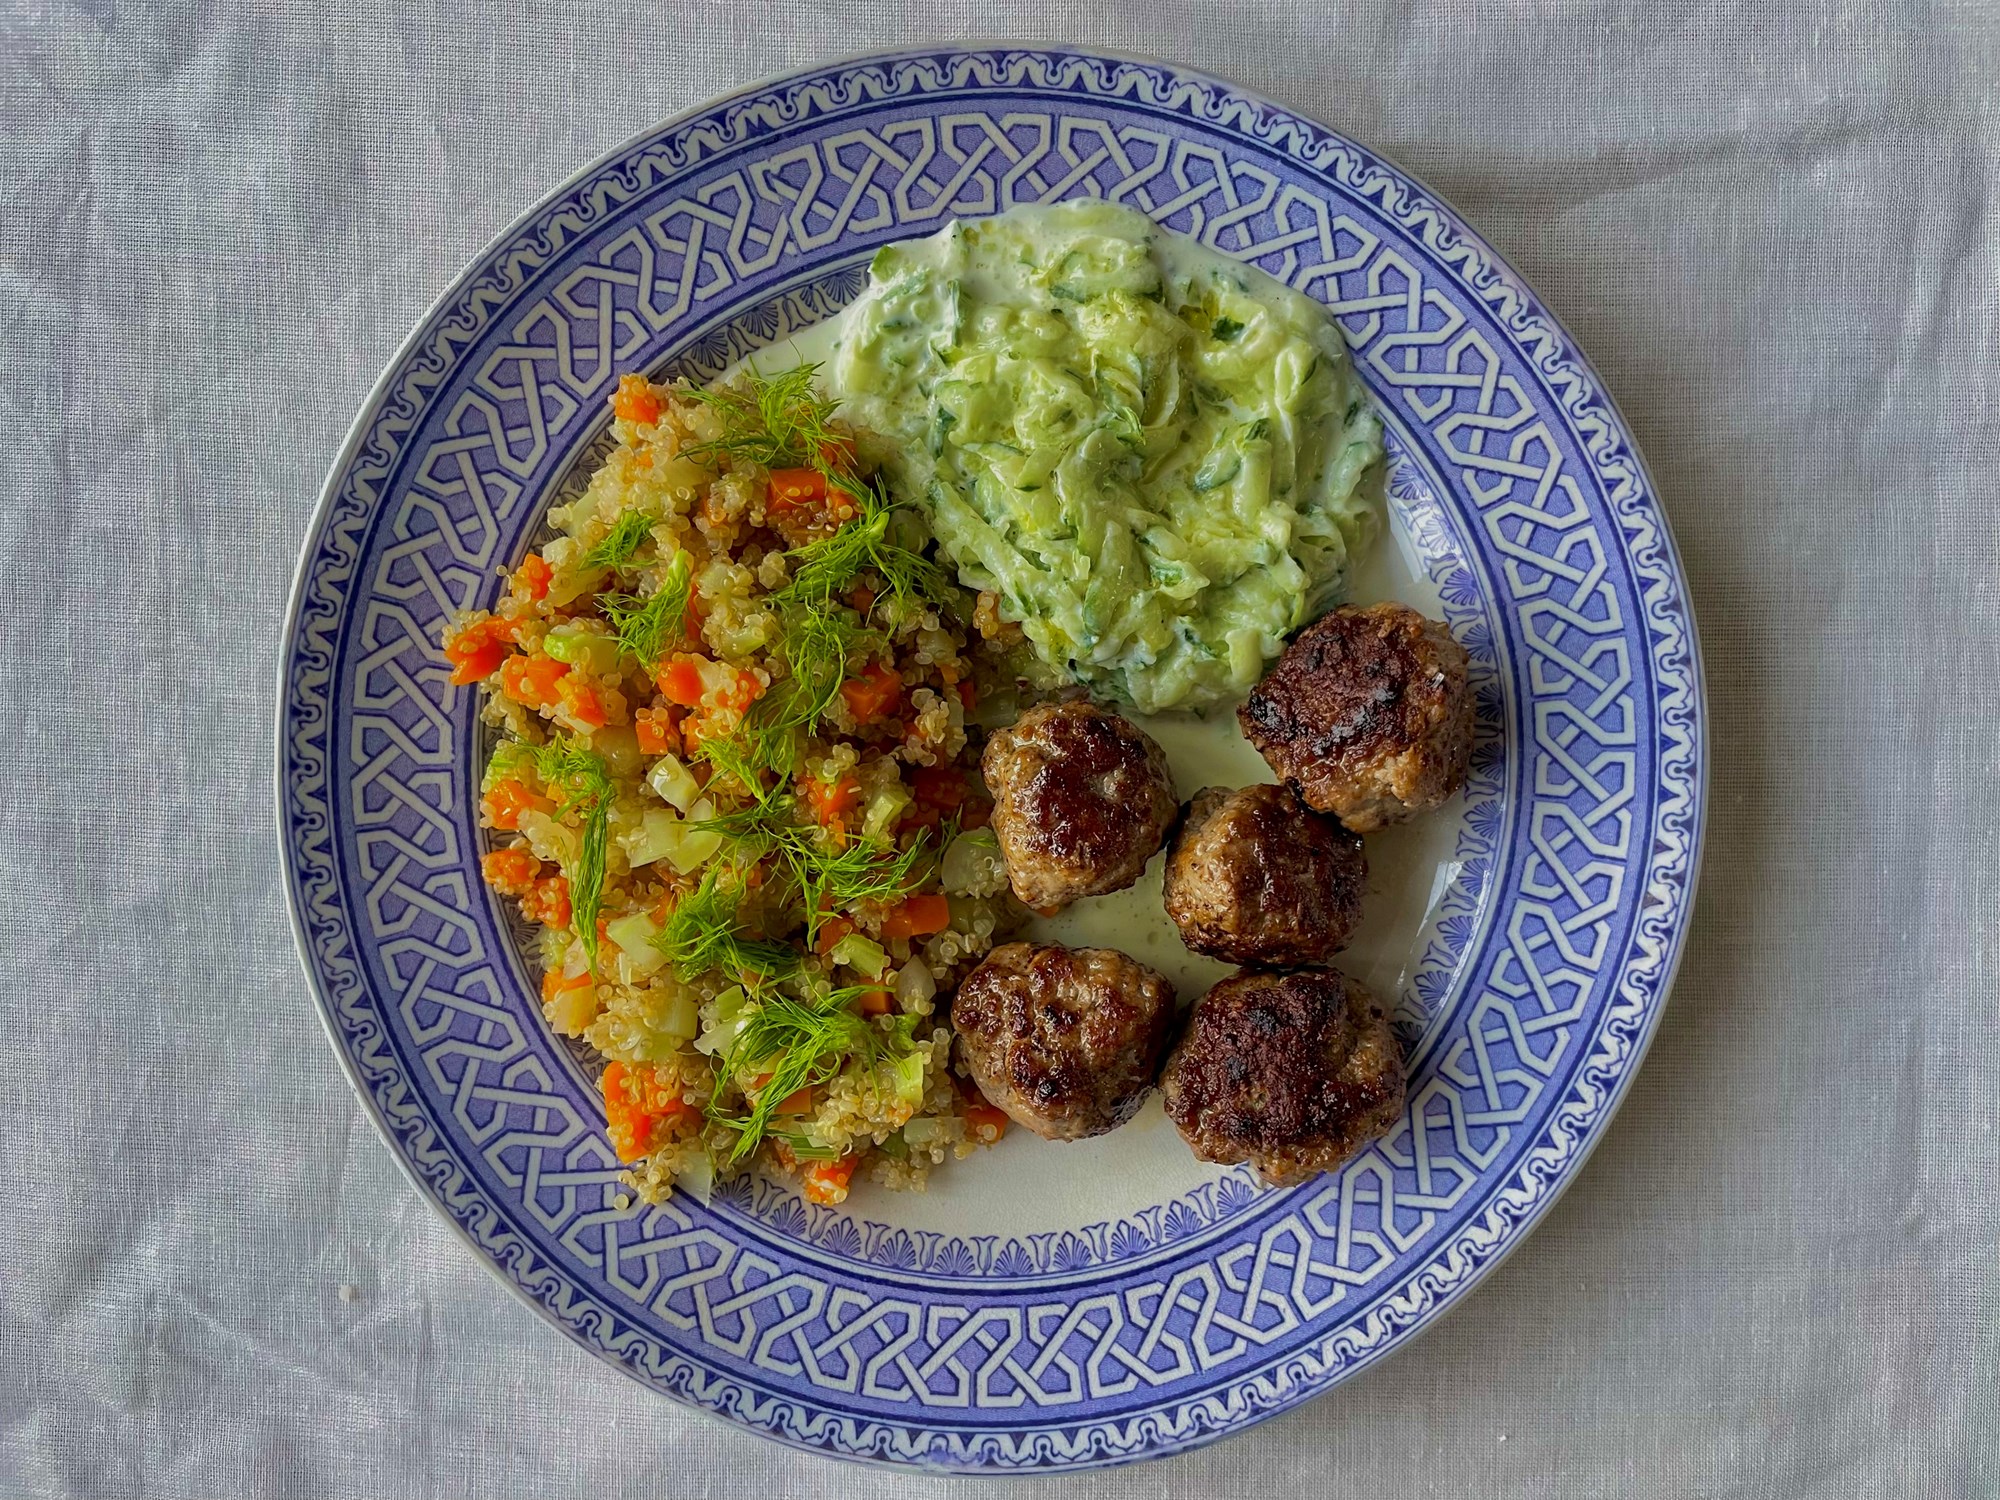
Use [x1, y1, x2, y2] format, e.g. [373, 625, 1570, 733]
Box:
[558, 675, 607, 729]
[882, 893, 951, 941]
[444, 616, 516, 684]
[840, 662, 903, 725]
[481, 778, 546, 831]
[499, 653, 570, 708]
[766, 467, 826, 512]
[816, 434, 857, 475]
[541, 966, 592, 1004]
[612, 373, 663, 426]
[601, 1060, 692, 1161]
[805, 774, 862, 826]
[513, 553, 552, 602]
[657, 658, 705, 707]
[814, 916, 855, 955]
[482, 847, 541, 894]
[857, 989, 893, 1017]
[847, 582, 876, 614]
[773, 1086, 816, 1117]
[448, 638, 507, 685]
[801, 1154, 858, 1207]
[964, 1099, 1009, 1145]
[633, 705, 678, 756]
[954, 679, 977, 712]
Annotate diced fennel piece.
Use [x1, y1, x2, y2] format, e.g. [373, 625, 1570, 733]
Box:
[542, 623, 621, 676]
[829, 933, 889, 980]
[861, 783, 913, 840]
[674, 1148, 713, 1202]
[894, 957, 937, 1010]
[620, 803, 723, 874]
[645, 753, 700, 812]
[665, 799, 723, 875]
[886, 1049, 927, 1108]
[657, 988, 700, 1041]
[544, 976, 597, 1035]
[941, 828, 1007, 897]
[621, 808, 680, 869]
[604, 912, 666, 977]
[693, 985, 752, 1058]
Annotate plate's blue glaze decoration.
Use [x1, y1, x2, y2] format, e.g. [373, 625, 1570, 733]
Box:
[278, 48, 1705, 1470]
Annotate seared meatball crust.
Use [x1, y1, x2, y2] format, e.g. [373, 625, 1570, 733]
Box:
[1162, 968, 1405, 1186]
[981, 699, 1179, 913]
[952, 942, 1177, 1141]
[1163, 784, 1367, 967]
[1238, 603, 1473, 832]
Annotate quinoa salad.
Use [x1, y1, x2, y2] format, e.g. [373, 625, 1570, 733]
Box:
[440, 366, 1034, 1208]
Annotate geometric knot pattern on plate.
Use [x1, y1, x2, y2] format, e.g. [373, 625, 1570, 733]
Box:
[280, 46, 1704, 1470]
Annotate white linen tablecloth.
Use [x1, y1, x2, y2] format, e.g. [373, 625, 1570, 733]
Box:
[3, 2, 1995, 1495]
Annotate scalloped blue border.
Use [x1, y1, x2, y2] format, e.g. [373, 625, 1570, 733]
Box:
[277, 45, 1705, 1472]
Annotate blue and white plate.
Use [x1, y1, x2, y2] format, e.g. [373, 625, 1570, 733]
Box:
[278, 47, 1706, 1471]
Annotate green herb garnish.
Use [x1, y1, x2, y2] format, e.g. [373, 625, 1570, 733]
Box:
[709, 984, 915, 1163]
[698, 800, 936, 944]
[755, 609, 873, 759]
[786, 831, 933, 941]
[692, 605, 877, 787]
[652, 866, 799, 985]
[683, 363, 845, 475]
[682, 364, 954, 618]
[531, 736, 615, 970]
[775, 497, 953, 617]
[778, 608, 871, 720]
[696, 734, 783, 807]
[598, 549, 693, 671]
[1210, 316, 1244, 343]
[580, 510, 655, 573]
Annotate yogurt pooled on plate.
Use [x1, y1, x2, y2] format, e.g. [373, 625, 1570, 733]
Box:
[829, 200, 1383, 713]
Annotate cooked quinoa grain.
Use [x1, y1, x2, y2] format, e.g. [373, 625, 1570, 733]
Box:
[442, 367, 1028, 1206]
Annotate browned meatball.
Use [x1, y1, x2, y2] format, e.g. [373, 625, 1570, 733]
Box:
[1162, 968, 1405, 1186]
[1238, 603, 1473, 832]
[951, 942, 1177, 1141]
[980, 700, 1179, 913]
[1163, 784, 1366, 966]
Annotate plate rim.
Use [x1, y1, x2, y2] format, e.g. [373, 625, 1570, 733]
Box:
[274, 40, 1709, 1472]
